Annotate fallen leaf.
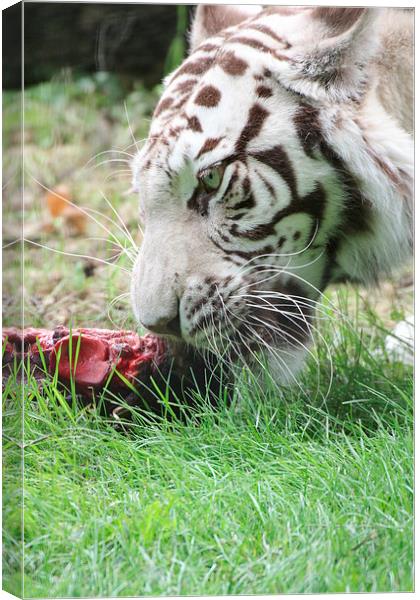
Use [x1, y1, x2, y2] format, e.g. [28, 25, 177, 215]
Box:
[46, 184, 72, 217]
[45, 184, 87, 235]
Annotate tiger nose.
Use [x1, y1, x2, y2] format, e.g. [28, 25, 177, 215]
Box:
[140, 309, 182, 338]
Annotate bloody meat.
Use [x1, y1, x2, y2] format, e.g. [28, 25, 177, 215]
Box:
[2, 326, 227, 418]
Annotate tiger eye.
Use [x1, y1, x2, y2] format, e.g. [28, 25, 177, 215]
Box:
[199, 164, 225, 193]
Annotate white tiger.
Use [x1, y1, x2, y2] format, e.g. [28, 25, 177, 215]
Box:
[130, 5, 413, 382]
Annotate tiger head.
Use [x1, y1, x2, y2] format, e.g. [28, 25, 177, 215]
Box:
[131, 5, 412, 379]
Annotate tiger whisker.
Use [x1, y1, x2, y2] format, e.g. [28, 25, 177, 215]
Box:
[244, 249, 325, 275]
[91, 158, 131, 170]
[123, 136, 151, 152]
[237, 256, 292, 280]
[278, 269, 351, 321]
[107, 292, 131, 329]
[228, 285, 330, 399]
[220, 293, 307, 395]
[213, 288, 268, 390]
[241, 291, 338, 321]
[99, 190, 138, 252]
[83, 149, 135, 170]
[197, 311, 225, 360]
[23, 239, 131, 273]
[236, 221, 320, 275]
[248, 311, 320, 371]
[249, 291, 341, 322]
[234, 259, 293, 294]
[207, 307, 225, 358]
[236, 252, 325, 297]
[235, 269, 289, 294]
[30, 175, 137, 256]
[241, 321, 312, 400]
[238, 262, 342, 319]
[246, 300, 317, 345]
[83, 237, 136, 264]
[104, 170, 133, 183]
[246, 298, 333, 401]
[124, 100, 141, 154]
[245, 293, 331, 357]
[123, 135, 165, 160]
[218, 306, 265, 387]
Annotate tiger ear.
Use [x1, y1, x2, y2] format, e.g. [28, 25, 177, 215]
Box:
[189, 4, 262, 52]
[270, 7, 381, 102]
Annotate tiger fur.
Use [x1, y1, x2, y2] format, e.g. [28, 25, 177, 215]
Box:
[130, 5, 413, 382]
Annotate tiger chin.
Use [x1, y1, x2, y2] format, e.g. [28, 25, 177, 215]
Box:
[130, 5, 413, 387]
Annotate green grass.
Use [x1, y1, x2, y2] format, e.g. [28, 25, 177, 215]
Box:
[3, 288, 413, 597]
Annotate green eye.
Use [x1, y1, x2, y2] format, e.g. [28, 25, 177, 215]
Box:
[199, 165, 224, 193]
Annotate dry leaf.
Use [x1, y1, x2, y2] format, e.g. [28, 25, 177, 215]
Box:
[45, 184, 87, 235]
[46, 184, 71, 217]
